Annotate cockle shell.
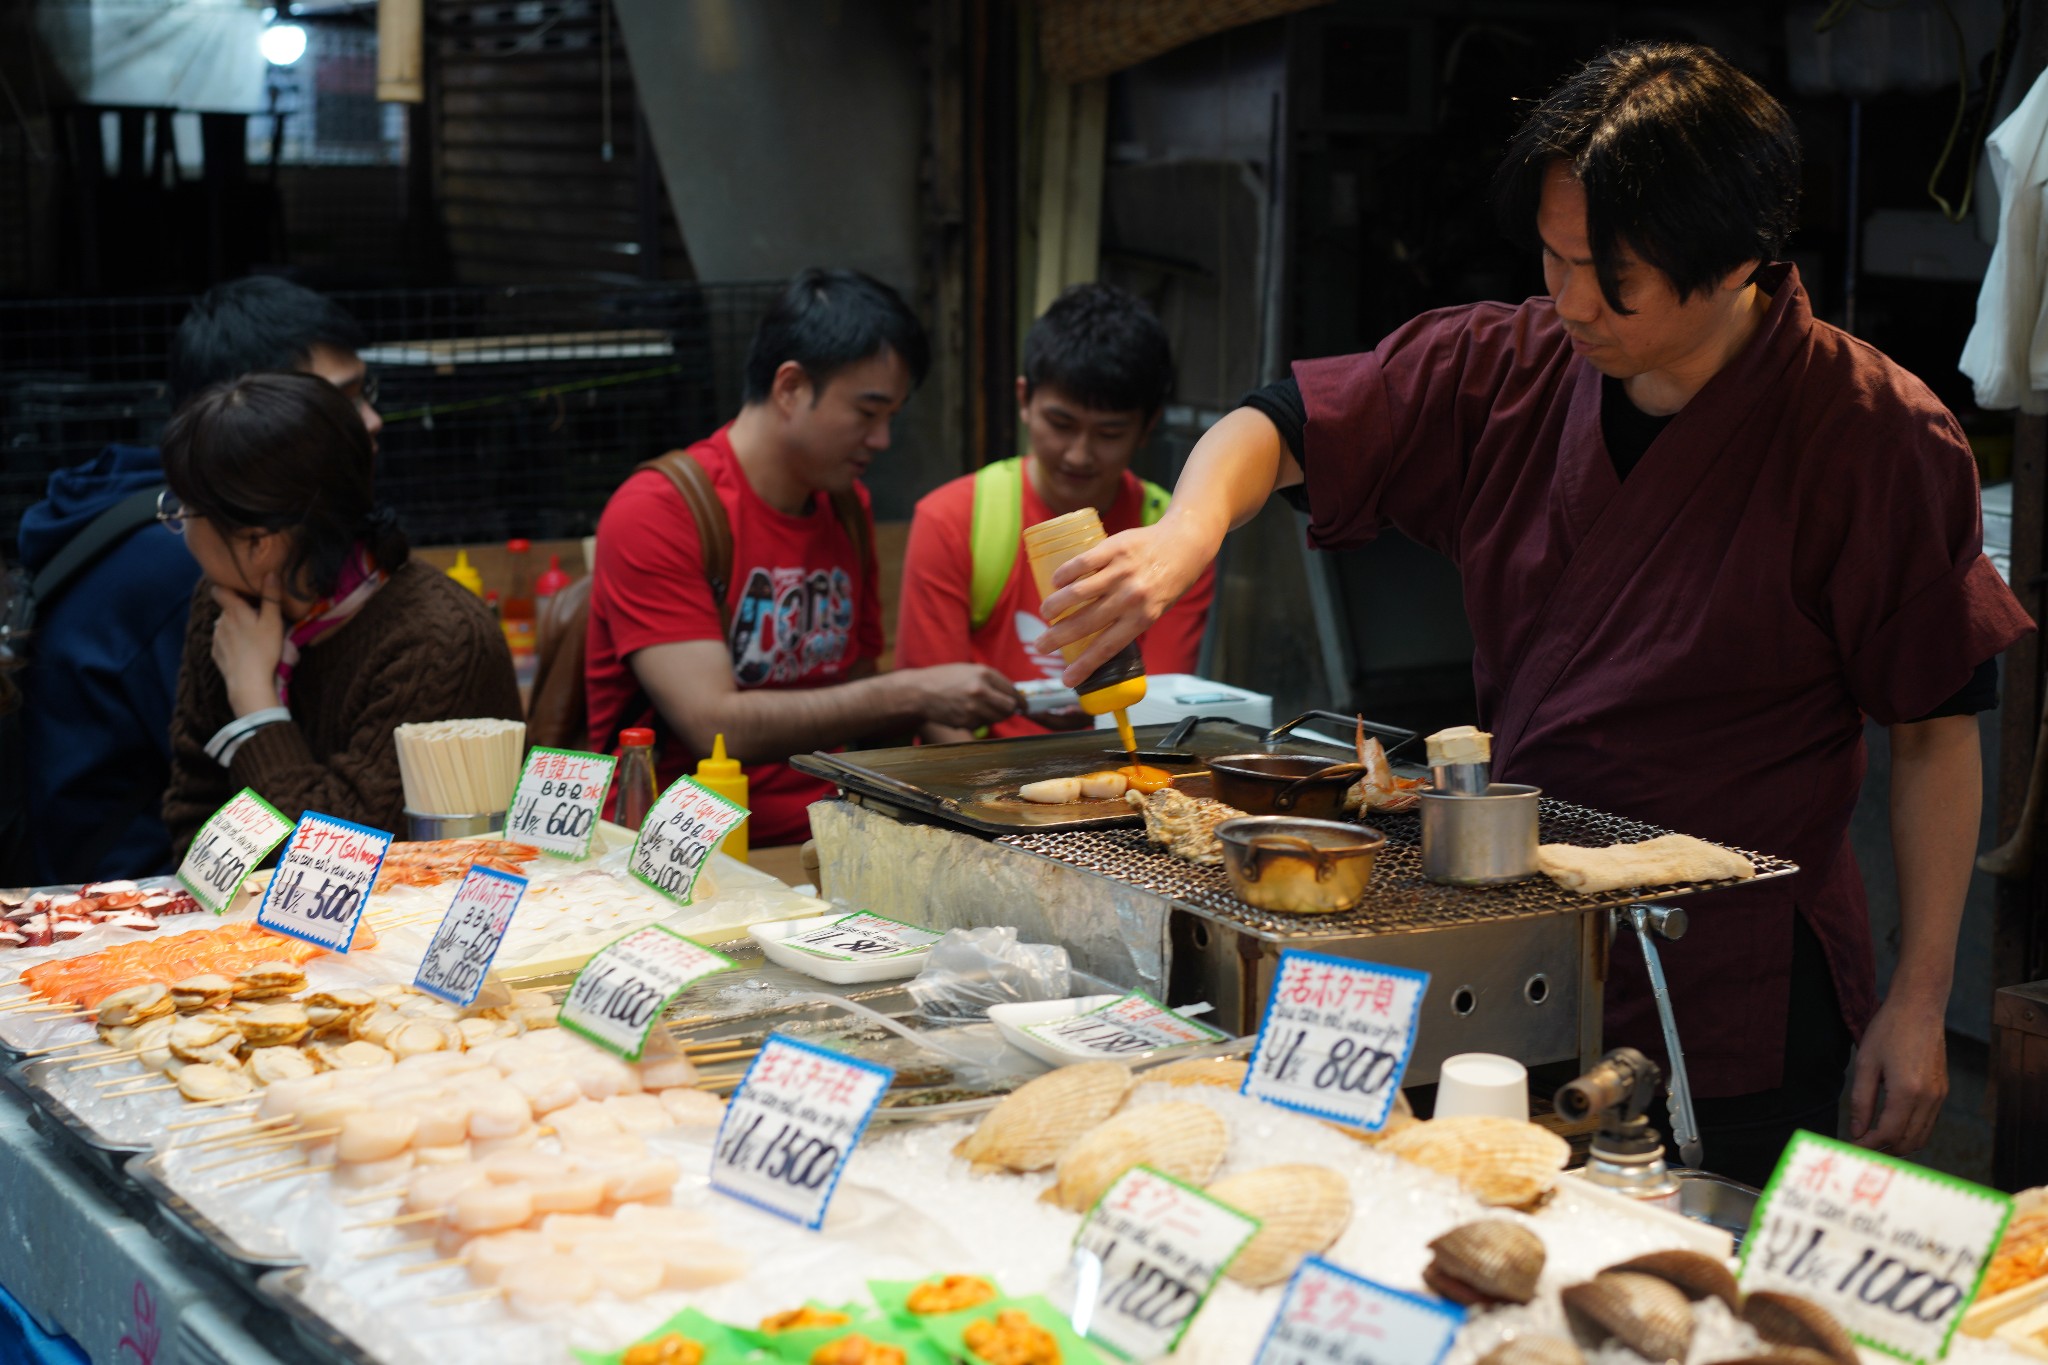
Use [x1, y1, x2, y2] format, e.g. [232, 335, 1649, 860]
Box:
[1042, 1101, 1228, 1212]
[1206, 1164, 1353, 1286]
[1562, 1271, 1695, 1362]
[1381, 1116, 1570, 1207]
[1606, 1249, 1740, 1310]
[1476, 1336, 1586, 1365]
[1139, 1057, 1249, 1090]
[1742, 1291, 1860, 1365]
[1427, 1220, 1546, 1304]
[953, 1061, 1133, 1174]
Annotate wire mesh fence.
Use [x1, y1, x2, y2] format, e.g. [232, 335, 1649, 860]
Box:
[0, 280, 785, 558]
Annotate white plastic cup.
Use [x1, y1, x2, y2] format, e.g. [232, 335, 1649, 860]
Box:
[1434, 1052, 1529, 1121]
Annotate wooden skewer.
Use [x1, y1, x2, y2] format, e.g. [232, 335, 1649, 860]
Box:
[94, 1068, 157, 1087]
[21, 1038, 107, 1059]
[428, 1285, 502, 1308]
[397, 1254, 470, 1277]
[694, 1075, 742, 1092]
[73, 1051, 145, 1073]
[178, 1116, 299, 1151]
[180, 1093, 260, 1112]
[345, 1208, 439, 1232]
[216, 1157, 326, 1189]
[168, 1110, 287, 1136]
[108, 1081, 177, 1098]
[341, 1185, 408, 1207]
[186, 1127, 336, 1167]
[357, 1237, 436, 1262]
[682, 1047, 758, 1065]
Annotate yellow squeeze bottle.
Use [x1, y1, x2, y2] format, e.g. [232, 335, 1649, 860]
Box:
[693, 734, 749, 862]
[1021, 509, 1148, 751]
[445, 550, 484, 596]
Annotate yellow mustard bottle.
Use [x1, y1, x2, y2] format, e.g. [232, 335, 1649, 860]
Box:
[1021, 508, 1147, 751]
[693, 734, 749, 862]
[445, 550, 484, 596]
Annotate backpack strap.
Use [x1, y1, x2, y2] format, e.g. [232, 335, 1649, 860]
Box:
[968, 457, 1026, 632]
[32, 485, 165, 608]
[1139, 477, 1171, 526]
[640, 450, 735, 631]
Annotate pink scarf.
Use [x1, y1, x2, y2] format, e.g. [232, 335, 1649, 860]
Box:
[276, 546, 387, 705]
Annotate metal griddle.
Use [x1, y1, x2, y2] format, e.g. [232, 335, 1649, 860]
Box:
[791, 714, 1393, 834]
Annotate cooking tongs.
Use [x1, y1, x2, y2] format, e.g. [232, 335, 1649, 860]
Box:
[1104, 709, 1418, 763]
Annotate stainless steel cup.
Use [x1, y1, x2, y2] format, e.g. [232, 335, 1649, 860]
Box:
[1419, 783, 1540, 885]
[403, 809, 505, 841]
[1430, 760, 1492, 794]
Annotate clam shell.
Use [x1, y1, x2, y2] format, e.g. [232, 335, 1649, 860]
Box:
[953, 1062, 1133, 1174]
[1742, 1291, 1859, 1365]
[1139, 1057, 1249, 1090]
[1382, 1116, 1570, 1207]
[1205, 1164, 1353, 1287]
[1562, 1271, 1695, 1363]
[1428, 1220, 1546, 1304]
[1476, 1336, 1586, 1365]
[1606, 1249, 1739, 1310]
[1043, 1101, 1228, 1212]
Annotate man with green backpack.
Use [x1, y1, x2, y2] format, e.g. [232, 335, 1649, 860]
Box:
[896, 283, 1215, 742]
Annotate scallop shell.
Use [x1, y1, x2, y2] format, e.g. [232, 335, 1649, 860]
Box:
[1139, 1057, 1249, 1090]
[1561, 1271, 1695, 1362]
[1427, 1220, 1546, 1304]
[1381, 1116, 1570, 1207]
[1606, 1249, 1740, 1310]
[1476, 1336, 1586, 1365]
[1206, 1164, 1353, 1286]
[1742, 1291, 1859, 1365]
[1325, 1089, 1419, 1146]
[953, 1062, 1133, 1175]
[1042, 1101, 1228, 1212]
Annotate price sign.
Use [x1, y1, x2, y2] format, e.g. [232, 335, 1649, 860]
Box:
[176, 788, 294, 914]
[1740, 1131, 2013, 1364]
[1025, 991, 1228, 1059]
[629, 775, 749, 906]
[1253, 1258, 1464, 1365]
[1066, 1165, 1261, 1360]
[505, 747, 617, 860]
[1243, 951, 1427, 1132]
[255, 812, 391, 952]
[710, 1033, 892, 1230]
[558, 924, 734, 1060]
[413, 865, 527, 1006]
[783, 912, 941, 962]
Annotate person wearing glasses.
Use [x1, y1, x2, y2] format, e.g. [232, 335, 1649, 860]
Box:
[157, 372, 518, 854]
[11, 278, 383, 884]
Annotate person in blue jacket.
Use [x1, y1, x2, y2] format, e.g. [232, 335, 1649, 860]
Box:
[15, 277, 383, 884]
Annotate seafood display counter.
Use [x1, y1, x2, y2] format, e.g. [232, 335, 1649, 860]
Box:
[0, 817, 2040, 1365]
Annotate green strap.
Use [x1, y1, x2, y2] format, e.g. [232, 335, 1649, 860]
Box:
[968, 457, 1174, 632]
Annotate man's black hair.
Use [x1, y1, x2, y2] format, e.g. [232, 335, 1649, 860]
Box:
[742, 268, 930, 403]
[1022, 281, 1175, 416]
[168, 277, 366, 407]
[1493, 41, 1801, 315]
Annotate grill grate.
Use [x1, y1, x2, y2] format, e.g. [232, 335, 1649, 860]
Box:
[995, 797, 1798, 942]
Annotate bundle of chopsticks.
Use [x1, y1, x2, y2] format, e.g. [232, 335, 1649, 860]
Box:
[393, 719, 526, 816]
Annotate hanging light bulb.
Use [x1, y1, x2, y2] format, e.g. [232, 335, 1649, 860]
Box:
[261, 23, 308, 67]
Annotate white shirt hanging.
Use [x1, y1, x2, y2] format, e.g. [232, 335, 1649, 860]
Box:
[1961, 67, 2048, 414]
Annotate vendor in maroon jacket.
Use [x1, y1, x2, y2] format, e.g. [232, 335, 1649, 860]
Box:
[1036, 42, 2032, 1183]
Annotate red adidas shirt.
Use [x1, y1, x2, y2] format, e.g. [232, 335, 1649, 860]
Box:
[896, 466, 1215, 738]
[585, 425, 883, 846]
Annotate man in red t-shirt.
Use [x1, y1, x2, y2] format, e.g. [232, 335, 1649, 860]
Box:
[897, 283, 1216, 741]
[586, 269, 1021, 846]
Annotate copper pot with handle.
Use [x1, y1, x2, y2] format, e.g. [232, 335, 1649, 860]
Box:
[1206, 754, 1364, 819]
[1214, 816, 1385, 914]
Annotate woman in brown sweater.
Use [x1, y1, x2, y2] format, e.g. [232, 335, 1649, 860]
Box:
[160, 372, 520, 856]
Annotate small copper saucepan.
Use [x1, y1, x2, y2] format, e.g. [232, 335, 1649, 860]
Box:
[1206, 753, 1364, 819]
[1215, 816, 1385, 914]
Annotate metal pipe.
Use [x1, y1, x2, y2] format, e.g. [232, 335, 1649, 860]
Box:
[1629, 903, 1702, 1169]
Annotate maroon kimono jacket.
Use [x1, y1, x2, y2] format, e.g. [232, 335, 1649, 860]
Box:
[1294, 264, 2032, 1096]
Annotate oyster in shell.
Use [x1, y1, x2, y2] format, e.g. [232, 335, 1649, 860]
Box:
[953, 1061, 1132, 1174]
[1043, 1101, 1228, 1212]
[1126, 788, 1245, 865]
[1206, 1164, 1353, 1286]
